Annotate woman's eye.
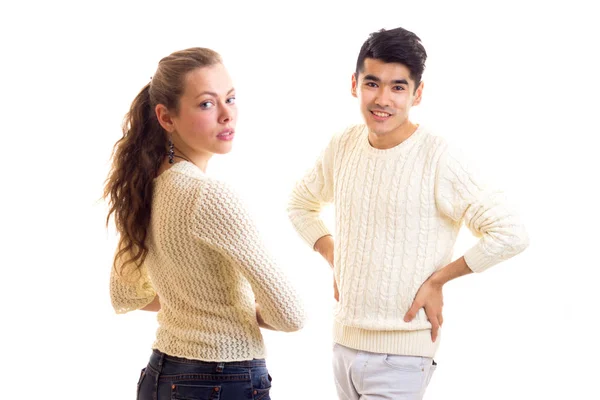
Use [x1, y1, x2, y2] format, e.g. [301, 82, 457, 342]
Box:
[226, 97, 236, 104]
[200, 102, 214, 109]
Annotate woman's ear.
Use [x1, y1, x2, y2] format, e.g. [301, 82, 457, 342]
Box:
[155, 104, 175, 133]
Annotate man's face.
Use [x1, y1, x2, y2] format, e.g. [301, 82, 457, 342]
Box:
[352, 58, 423, 138]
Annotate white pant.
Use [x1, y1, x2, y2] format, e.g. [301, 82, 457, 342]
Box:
[333, 343, 437, 400]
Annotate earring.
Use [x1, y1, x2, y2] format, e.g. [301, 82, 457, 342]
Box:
[168, 135, 175, 164]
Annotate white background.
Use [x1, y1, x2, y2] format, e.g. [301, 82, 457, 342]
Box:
[1, 0, 599, 399]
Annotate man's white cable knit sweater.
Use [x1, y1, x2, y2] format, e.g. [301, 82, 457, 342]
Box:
[288, 124, 528, 357]
[110, 161, 305, 362]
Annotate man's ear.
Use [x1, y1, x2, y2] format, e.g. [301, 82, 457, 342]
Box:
[412, 81, 424, 106]
[351, 73, 358, 98]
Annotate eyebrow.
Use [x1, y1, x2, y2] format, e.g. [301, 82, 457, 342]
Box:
[195, 87, 235, 98]
[363, 75, 409, 86]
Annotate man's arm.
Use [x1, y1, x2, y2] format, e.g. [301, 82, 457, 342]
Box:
[434, 150, 529, 273]
[287, 134, 337, 249]
[314, 235, 334, 265]
[405, 149, 529, 341]
[314, 235, 338, 301]
[288, 134, 339, 299]
[404, 256, 472, 341]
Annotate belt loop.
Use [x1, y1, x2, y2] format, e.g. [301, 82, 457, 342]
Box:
[152, 352, 166, 400]
[216, 362, 225, 373]
[157, 351, 166, 373]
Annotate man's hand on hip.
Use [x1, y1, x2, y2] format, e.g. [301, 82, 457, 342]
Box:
[403, 278, 444, 342]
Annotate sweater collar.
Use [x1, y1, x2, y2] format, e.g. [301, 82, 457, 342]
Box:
[360, 124, 427, 158]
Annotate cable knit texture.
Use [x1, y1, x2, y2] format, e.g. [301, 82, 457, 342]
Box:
[110, 161, 305, 361]
[288, 124, 528, 357]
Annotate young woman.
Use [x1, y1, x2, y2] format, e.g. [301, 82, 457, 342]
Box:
[105, 47, 305, 400]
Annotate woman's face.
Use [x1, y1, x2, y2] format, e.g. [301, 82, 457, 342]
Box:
[161, 63, 237, 162]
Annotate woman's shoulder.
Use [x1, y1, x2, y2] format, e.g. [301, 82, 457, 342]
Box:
[154, 163, 244, 214]
[155, 162, 229, 193]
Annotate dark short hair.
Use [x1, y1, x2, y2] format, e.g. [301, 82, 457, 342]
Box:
[356, 27, 427, 90]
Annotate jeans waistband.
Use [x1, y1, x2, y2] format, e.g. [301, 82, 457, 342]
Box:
[149, 349, 266, 372]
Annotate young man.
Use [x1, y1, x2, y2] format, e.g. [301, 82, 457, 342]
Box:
[287, 27, 529, 399]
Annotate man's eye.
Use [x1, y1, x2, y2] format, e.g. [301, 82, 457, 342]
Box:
[366, 82, 377, 88]
[393, 86, 405, 91]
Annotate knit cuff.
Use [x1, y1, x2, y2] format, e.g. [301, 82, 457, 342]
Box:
[464, 245, 497, 273]
[297, 220, 331, 250]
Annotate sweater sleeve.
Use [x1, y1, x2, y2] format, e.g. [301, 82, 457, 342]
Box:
[195, 181, 306, 332]
[109, 256, 157, 314]
[434, 149, 529, 273]
[287, 134, 337, 248]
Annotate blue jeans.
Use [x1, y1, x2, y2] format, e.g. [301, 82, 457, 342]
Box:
[137, 350, 272, 400]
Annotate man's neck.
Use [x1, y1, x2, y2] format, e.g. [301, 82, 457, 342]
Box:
[368, 121, 418, 150]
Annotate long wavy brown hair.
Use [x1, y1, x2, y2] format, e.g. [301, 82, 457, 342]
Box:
[104, 47, 222, 276]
